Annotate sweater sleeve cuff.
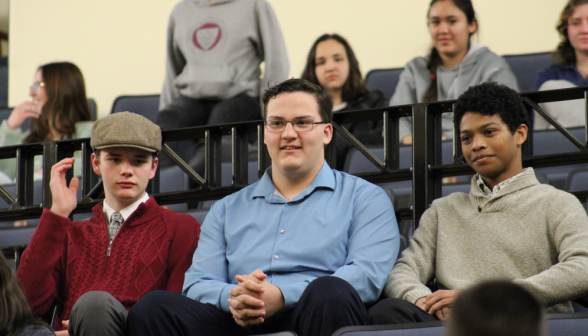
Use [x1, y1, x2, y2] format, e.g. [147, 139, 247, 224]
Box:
[405, 290, 432, 305]
[36, 209, 72, 239]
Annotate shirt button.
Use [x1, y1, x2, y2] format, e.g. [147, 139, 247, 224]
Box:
[274, 255, 279, 260]
[280, 229, 285, 234]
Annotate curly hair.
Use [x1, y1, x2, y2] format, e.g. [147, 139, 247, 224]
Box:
[262, 78, 332, 123]
[454, 82, 529, 134]
[300, 34, 367, 103]
[553, 0, 588, 65]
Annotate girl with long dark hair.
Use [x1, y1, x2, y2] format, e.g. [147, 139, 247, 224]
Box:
[302, 34, 387, 169]
[0, 62, 93, 180]
[391, 0, 518, 144]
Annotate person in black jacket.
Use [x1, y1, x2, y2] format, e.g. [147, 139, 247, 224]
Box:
[302, 34, 387, 170]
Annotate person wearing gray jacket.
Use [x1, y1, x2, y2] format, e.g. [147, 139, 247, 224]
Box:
[390, 0, 519, 144]
[157, 0, 289, 165]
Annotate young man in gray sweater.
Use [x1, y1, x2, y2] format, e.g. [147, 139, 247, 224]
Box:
[369, 82, 588, 324]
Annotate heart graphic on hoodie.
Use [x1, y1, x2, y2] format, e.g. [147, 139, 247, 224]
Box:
[193, 23, 222, 51]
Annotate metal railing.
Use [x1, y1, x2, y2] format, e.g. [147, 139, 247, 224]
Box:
[3, 86, 588, 262]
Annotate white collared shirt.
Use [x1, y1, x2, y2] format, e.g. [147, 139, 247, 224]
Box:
[477, 169, 528, 199]
[103, 193, 150, 226]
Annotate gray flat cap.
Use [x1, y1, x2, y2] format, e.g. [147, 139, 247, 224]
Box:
[91, 112, 162, 153]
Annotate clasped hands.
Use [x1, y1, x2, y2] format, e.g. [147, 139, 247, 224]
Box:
[228, 269, 285, 327]
[415, 289, 460, 320]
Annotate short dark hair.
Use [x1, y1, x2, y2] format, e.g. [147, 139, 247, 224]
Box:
[446, 281, 545, 336]
[262, 78, 332, 123]
[300, 34, 368, 102]
[454, 82, 529, 134]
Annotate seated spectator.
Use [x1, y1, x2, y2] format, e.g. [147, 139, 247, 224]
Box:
[157, 0, 289, 167]
[127, 79, 400, 336]
[390, 0, 518, 144]
[368, 82, 588, 325]
[0, 62, 93, 181]
[534, 0, 588, 130]
[16, 112, 201, 336]
[0, 253, 53, 336]
[301, 33, 387, 170]
[445, 281, 546, 336]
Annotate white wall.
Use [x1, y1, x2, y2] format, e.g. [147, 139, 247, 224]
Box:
[9, 0, 568, 118]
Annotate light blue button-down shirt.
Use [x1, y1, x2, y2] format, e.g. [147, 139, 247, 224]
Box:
[183, 162, 400, 312]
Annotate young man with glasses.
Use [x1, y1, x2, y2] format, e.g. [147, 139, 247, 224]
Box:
[128, 79, 400, 336]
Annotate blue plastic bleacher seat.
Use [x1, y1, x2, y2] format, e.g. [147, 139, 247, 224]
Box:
[333, 313, 588, 336]
[533, 127, 587, 188]
[365, 68, 404, 102]
[221, 161, 259, 187]
[334, 321, 443, 336]
[111, 94, 160, 122]
[565, 167, 588, 192]
[503, 52, 551, 93]
[187, 209, 208, 225]
[344, 146, 411, 174]
[159, 166, 189, 212]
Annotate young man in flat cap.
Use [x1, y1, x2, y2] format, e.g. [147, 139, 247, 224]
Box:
[17, 112, 201, 336]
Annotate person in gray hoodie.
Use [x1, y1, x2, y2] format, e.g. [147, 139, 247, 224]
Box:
[157, 0, 289, 165]
[390, 0, 519, 144]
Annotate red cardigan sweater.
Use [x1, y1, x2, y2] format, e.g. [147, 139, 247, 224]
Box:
[16, 197, 200, 329]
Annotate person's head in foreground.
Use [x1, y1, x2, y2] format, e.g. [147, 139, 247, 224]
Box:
[90, 112, 161, 211]
[445, 281, 546, 336]
[0, 253, 49, 336]
[261, 78, 333, 184]
[454, 82, 529, 189]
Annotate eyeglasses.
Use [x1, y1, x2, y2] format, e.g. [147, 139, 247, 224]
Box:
[29, 82, 45, 92]
[265, 117, 328, 133]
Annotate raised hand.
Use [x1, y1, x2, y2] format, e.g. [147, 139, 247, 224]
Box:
[6, 101, 41, 130]
[49, 158, 79, 218]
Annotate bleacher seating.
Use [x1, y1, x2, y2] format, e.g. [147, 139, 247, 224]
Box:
[332, 313, 588, 336]
[533, 127, 587, 188]
[565, 167, 588, 193]
[365, 68, 404, 102]
[111, 94, 160, 122]
[503, 52, 551, 93]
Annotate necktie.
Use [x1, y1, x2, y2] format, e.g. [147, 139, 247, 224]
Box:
[109, 212, 124, 241]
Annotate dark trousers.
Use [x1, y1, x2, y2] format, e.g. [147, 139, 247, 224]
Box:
[156, 93, 261, 167]
[368, 298, 439, 325]
[69, 291, 127, 336]
[127, 276, 367, 336]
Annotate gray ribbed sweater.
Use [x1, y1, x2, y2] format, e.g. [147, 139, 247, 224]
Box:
[386, 168, 588, 313]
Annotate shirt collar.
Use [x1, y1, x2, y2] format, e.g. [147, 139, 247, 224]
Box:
[476, 169, 527, 199]
[103, 193, 150, 223]
[253, 161, 335, 203]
